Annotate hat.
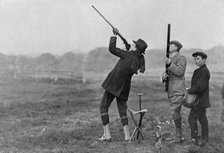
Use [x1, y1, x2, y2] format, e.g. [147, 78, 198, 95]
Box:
[169, 40, 183, 51]
[133, 39, 148, 54]
[192, 51, 207, 59]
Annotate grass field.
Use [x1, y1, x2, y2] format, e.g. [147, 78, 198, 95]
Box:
[0, 74, 223, 153]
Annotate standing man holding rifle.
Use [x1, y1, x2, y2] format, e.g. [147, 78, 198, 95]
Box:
[92, 5, 148, 142]
[162, 24, 187, 144]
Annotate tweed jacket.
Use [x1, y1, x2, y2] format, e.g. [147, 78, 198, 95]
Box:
[101, 36, 144, 100]
[188, 64, 211, 108]
[167, 52, 187, 98]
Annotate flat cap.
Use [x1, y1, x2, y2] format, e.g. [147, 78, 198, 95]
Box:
[192, 51, 207, 59]
[169, 40, 183, 51]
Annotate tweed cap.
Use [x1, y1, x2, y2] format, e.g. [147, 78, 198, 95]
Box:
[192, 51, 207, 59]
[169, 40, 183, 51]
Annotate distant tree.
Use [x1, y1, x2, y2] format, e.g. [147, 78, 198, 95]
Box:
[221, 82, 224, 122]
[59, 51, 84, 72]
[221, 82, 224, 102]
[86, 47, 117, 72]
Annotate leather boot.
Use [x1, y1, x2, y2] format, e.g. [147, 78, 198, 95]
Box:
[170, 117, 184, 144]
[97, 124, 111, 142]
[123, 125, 130, 141]
[191, 131, 199, 145]
[170, 128, 184, 144]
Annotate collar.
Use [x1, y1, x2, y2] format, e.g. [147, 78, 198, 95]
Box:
[170, 52, 180, 59]
[131, 49, 143, 57]
[198, 64, 206, 69]
[170, 52, 178, 58]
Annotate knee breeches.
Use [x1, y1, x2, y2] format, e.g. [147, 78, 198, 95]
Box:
[100, 91, 128, 126]
[169, 95, 184, 121]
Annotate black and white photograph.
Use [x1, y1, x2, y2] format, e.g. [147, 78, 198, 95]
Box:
[0, 0, 223, 152]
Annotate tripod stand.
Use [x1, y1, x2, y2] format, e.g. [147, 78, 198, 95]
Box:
[128, 93, 147, 142]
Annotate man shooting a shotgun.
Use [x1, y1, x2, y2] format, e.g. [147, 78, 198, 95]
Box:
[92, 5, 148, 142]
[98, 28, 148, 142]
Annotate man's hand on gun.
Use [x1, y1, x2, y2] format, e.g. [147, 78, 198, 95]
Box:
[165, 57, 172, 65]
[161, 57, 171, 82]
[112, 28, 130, 51]
[112, 28, 119, 36]
[161, 72, 169, 83]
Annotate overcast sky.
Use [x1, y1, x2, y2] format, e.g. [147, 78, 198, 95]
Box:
[0, 0, 223, 56]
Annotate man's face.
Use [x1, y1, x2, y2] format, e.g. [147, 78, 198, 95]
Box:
[194, 55, 205, 67]
[130, 43, 137, 51]
[169, 44, 177, 53]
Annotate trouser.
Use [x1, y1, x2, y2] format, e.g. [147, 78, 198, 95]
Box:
[168, 95, 184, 127]
[100, 90, 128, 126]
[188, 106, 209, 142]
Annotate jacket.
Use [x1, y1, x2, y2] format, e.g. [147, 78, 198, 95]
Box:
[167, 52, 187, 98]
[101, 36, 144, 100]
[188, 64, 211, 108]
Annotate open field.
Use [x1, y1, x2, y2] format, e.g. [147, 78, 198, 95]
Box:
[0, 73, 223, 153]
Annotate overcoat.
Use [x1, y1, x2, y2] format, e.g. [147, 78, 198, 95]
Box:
[101, 36, 144, 100]
[167, 52, 187, 98]
[188, 64, 211, 108]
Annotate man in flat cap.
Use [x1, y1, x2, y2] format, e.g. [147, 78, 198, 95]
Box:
[187, 51, 210, 147]
[97, 28, 148, 142]
[162, 40, 187, 143]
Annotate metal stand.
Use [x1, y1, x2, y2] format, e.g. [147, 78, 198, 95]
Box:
[128, 93, 147, 142]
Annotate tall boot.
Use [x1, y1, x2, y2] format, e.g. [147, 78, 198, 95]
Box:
[170, 127, 184, 144]
[201, 125, 209, 146]
[191, 131, 199, 145]
[170, 118, 184, 144]
[123, 125, 130, 141]
[176, 127, 183, 141]
[97, 124, 111, 142]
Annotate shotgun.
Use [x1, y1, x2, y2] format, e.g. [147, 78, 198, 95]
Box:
[165, 24, 171, 92]
[92, 5, 131, 51]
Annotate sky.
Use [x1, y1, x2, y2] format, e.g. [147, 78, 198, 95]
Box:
[0, 0, 223, 56]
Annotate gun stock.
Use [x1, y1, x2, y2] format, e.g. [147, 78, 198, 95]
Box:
[165, 24, 171, 92]
[92, 5, 131, 50]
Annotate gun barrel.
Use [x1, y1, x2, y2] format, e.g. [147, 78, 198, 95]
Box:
[165, 24, 171, 92]
[92, 5, 114, 29]
[92, 5, 130, 50]
[166, 24, 171, 59]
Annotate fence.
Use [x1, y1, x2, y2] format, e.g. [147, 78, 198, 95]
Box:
[0, 69, 82, 81]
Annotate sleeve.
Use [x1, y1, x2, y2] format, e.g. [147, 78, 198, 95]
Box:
[139, 55, 145, 73]
[168, 56, 187, 77]
[188, 69, 210, 94]
[109, 36, 127, 59]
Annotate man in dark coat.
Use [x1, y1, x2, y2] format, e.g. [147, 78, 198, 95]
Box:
[187, 51, 211, 147]
[98, 28, 148, 141]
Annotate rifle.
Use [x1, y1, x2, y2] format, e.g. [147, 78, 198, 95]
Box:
[92, 5, 131, 51]
[165, 24, 171, 92]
